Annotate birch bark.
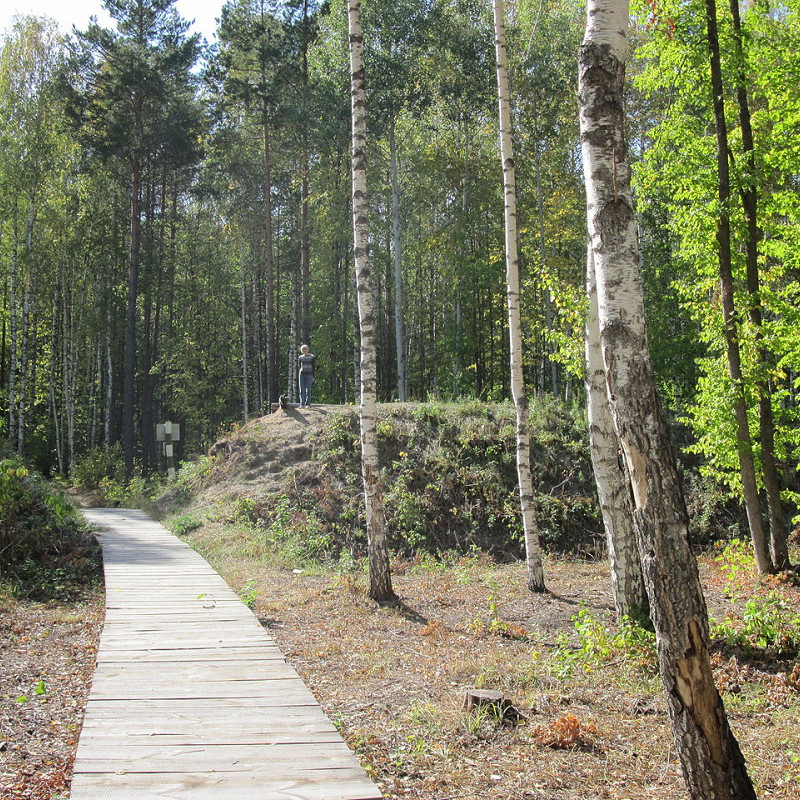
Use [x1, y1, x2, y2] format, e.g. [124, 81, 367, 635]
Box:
[579, 0, 755, 795]
[493, 0, 545, 593]
[585, 247, 648, 623]
[348, 0, 394, 602]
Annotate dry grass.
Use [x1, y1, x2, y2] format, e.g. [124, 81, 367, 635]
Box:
[182, 526, 800, 800]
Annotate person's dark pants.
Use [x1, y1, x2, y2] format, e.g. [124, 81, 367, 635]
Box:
[299, 373, 313, 406]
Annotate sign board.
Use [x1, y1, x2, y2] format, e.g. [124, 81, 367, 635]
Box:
[156, 422, 181, 442]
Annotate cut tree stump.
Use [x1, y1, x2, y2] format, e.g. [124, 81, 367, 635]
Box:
[462, 689, 524, 723]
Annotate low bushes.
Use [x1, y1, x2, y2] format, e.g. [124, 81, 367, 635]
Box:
[0, 452, 100, 599]
[228, 400, 604, 563]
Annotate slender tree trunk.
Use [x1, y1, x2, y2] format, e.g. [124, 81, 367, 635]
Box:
[241, 245, 250, 422]
[62, 272, 76, 470]
[493, 0, 545, 593]
[454, 117, 468, 392]
[50, 286, 64, 475]
[585, 245, 648, 623]
[348, 0, 394, 603]
[105, 304, 113, 449]
[705, 0, 772, 574]
[300, 0, 311, 349]
[17, 272, 31, 455]
[300, 156, 311, 348]
[580, 1, 756, 796]
[535, 147, 559, 398]
[263, 105, 277, 407]
[8, 200, 19, 449]
[1, 276, 6, 398]
[288, 264, 298, 403]
[728, 0, 789, 570]
[389, 119, 407, 402]
[124, 155, 142, 478]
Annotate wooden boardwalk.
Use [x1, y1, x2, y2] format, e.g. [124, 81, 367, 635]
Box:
[72, 508, 383, 800]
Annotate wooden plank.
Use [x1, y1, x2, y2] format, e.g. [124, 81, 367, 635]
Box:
[72, 508, 383, 800]
[69, 771, 384, 800]
[74, 741, 361, 770]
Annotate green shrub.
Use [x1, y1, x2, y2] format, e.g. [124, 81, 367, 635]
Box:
[712, 591, 800, 657]
[71, 444, 125, 489]
[1, 455, 100, 599]
[168, 513, 204, 536]
[302, 401, 603, 560]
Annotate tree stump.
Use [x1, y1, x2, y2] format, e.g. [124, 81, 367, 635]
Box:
[462, 689, 523, 723]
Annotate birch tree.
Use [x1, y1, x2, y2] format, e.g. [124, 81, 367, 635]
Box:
[585, 247, 647, 623]
[492, 0, 545, 593]
[579, 0, 755, 795]
[348, 0, 394, 603]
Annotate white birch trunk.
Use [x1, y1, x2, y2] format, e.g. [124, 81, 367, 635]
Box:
[580, 0, 755, 795]
[493, 0, 545, 593]
[348, 0, 394, 602]
[389, 120, 407, 402]
[585, 246, 648, 622]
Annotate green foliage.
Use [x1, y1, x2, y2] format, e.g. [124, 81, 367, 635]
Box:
[71, 444, 125, 490]
[712, 592, 800, 657]
[714, 538, 755, 594]
[168, 513, 204, 537]
[551, 608, 657, 679]
[305, 402, 601, 560]
[238, 578, 259, 610]
[0, 454, 100, 599]
[98, 475, 155, 508]
[632, 0, 800, 523]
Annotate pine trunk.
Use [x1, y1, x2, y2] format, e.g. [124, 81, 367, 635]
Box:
[263, 108, 277, 407]
[389, 120, 407, 402]
[348, 0, 394, 603]
[241, 248, 250, 422]
[493, 0, 545, 593]
[124, 156, 142, 478]
[579, 1, 756, 796]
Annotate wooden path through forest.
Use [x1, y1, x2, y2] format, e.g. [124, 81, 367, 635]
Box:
[71, 508, 383, 800]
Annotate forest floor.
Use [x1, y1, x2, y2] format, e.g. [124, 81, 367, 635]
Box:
[2, 405, 799, 799]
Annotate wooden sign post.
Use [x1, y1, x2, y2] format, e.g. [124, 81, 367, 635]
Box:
[156, 421, 181, 479]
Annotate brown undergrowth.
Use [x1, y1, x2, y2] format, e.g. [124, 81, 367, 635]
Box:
[182, 518, 800, 800]
[0, 592, 103, 800]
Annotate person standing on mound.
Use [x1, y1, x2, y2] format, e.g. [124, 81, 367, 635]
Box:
[297, 344, 316, 407]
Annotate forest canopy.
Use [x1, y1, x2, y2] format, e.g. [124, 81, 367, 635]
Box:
[1, 0, 799, 535]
